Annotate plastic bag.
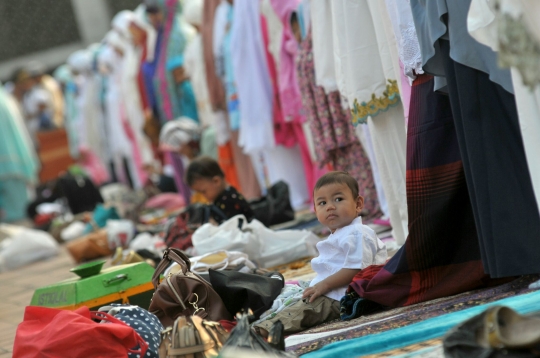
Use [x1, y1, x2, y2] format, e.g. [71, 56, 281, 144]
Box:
[192, 215, 319, 268]
[106, 219, 135, 249]
[0, 225, 58, 272]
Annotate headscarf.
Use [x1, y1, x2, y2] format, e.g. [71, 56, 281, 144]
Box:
[133, 4, 157, 62]
[159, 116, 201, 152]
[183, 0, 203, 28]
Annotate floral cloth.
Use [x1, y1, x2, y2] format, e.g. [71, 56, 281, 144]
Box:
[296, 30, 380, 219]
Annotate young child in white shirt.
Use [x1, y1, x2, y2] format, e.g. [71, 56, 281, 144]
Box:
[254, 171, 387, 335]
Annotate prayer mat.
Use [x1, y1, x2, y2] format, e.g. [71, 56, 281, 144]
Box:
[301, 283, 540, 357]
[287, 275, 539, 355]
[363, 338, 442, 358]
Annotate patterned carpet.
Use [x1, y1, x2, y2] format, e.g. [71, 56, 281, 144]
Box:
[287, 275, 540, 356]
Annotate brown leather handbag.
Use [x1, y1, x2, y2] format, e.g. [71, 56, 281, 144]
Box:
[149, 248, 232, 327]
[158, 315, 229, 358]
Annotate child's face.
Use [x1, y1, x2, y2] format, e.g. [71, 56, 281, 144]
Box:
[190, 177, 225, 203]
[314, 183, 364, 232]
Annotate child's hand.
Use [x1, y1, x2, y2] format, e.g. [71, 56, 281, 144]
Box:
[302, 282, 330, 303]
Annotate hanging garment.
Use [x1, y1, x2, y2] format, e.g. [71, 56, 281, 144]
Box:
[230, 0, 276, 153]
[153, 0, 198, 123]
[0, 87, 39, 221]
[217, 142, 240, 192]
[385, 0, 424, 81]
[260, 0, 284, 72]
[99, 40, 141, 189]
[327, 0, 407, 240]
[356, 125, 389, 219]
[112, 11, 154, 176]
[184, 32, 216, 129]
[40, 75, 65, 129]
[69, 49, 110, 171]
[330, 0, 401, 126]
[350, 75, 506, 307]
[53, 65, 79, 158]
[467, 0, 540, 231]
[228, 130, 262, 201]
[262, 4, 319, 196]
[296, 30, 381, 220]
[411, 0, 540, 277]
[262, 145, 309, 210]
[221, 4, 241, 131]
[309, 0, 338, 92]
[269, 0, 303, 123]
[202, 0, 227, 111]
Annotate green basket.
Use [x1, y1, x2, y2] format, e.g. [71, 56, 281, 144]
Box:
[70, 260, 106, 278]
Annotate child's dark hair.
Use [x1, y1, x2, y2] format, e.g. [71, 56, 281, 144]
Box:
[290, 11, 298, 27]
[314, 171, 359, 198]
[186, 156, 224, 186]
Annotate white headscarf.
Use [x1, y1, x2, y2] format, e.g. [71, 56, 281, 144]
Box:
[183, 0, 203, 28]
[133, 4, 157, 62]
[67, 50, 93, 74]
[159, 117, 201, 152]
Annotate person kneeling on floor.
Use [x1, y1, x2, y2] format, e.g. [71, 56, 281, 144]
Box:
[254, 171, 388, 335]
[186, 156, 255, 223]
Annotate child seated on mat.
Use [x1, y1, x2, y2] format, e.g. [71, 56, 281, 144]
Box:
[186, 156, 254, 223]
[254, 171, 387, 335]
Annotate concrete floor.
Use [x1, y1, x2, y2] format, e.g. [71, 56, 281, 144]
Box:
[0, 214, 395, 356]
[0, 247, 75, 356]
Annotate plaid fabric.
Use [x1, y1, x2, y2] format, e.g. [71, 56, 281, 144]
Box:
[349, 76, 507, 308]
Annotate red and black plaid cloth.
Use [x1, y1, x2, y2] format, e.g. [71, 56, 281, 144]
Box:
[348, 76, 509, 308]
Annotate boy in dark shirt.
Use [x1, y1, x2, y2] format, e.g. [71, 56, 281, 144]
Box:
[186, 156, 254, 223]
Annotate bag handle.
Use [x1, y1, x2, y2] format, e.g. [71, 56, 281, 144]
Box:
[152, 248, 192, 288]
[90, 311, 149, 356]
[205, 204, 229, 224]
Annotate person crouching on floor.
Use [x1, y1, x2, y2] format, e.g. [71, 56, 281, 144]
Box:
[186, 156, 255, 223]
[254, 171, 388, 335]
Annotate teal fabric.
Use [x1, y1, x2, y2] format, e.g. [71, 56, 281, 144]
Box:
[301, 290, 540, 358]
[0, 179, 29, 222]
[83, 204, 120, 234]
[223, 5, 240, 131]
[53, 65, 79, 158]
[200, 126, 218, 160]
[0, 85, 39, 183]
[153, 0, 199, 123]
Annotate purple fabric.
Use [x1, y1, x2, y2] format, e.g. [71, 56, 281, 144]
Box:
[168, 152, 191, 203]
[142, 27, 163, 115]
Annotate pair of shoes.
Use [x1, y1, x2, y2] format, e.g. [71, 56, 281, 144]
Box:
[339, 292, 383, 321]
[480, 306, 540, 350]
[444, 306, 540, 358]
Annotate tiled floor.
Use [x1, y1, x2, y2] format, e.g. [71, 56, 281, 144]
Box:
[0, 246, 75, 356]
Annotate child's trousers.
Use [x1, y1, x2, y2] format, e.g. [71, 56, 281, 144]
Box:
[254, 295, 341, 335]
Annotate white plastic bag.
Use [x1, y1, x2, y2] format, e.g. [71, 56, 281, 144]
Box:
[192, 215, 260, 259]
[106, 219, 135, 249]
[60, 221, 86, 241]
[192, 215, 320, 268]
[0, 225, 59, 272]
